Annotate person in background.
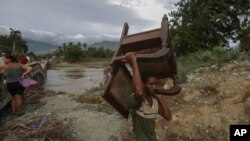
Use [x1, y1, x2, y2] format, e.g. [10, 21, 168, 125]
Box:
[0, 54, 32, 116]
[19, 54, 28, 65]
[123, 52, 172, 141]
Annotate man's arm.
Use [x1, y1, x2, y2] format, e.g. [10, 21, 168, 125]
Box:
[124, 52, 144, 101]
[155, 94, 172, 121]
[21, 64, 33, 77]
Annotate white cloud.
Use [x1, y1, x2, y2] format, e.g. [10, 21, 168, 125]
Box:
[107, 0, 145, 7]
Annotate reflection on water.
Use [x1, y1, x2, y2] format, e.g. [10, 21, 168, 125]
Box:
[45, 67, 104, 94]
[63, 69, 84, 79]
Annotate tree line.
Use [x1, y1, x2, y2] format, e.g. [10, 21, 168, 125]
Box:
[0, 28, 28, 55]
[54, 42, 114, 62]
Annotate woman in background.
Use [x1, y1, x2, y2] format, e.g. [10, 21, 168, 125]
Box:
[19, 54, 28, 65]
[0, 54, 32, 116]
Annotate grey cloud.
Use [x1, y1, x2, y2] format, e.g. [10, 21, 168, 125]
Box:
[155, 0, 178, 11]
[0, 0, 157, 44]
[0, 0, 154, 35]
[2, 0, 178, 45]
[0, 26, 9, 35]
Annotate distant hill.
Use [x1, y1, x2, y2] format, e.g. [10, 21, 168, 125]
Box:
[89, 41, 118, 50]
[25, 39, 58, 54]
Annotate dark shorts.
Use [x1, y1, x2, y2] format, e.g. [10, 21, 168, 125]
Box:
[7, 81, 25, 96]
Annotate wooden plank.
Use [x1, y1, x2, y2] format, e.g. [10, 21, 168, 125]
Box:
[122, 28, 161, 45]
[102, 64, 133, 118]
[111, 23, 129, 65]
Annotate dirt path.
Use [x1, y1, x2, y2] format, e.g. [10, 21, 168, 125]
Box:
[38, 95, 123, 141]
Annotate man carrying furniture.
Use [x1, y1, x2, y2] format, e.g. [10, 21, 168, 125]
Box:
[123, 52, 172, 141]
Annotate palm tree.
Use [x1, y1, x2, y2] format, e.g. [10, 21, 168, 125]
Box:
[9, 28, 22, 54]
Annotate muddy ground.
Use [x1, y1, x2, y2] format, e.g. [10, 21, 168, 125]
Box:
[0, 88, 123, 141]
[0, 58, 249, 141]
[158, 59, 250, 141]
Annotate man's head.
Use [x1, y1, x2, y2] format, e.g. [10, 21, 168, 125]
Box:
[141, 71, 157, 95]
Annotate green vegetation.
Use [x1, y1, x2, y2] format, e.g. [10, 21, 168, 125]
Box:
[177, 47, 250, 83]
[0, 28, 28, 55]
[27, 51, 37, 60]
[167, 0, 250, 83]
[239, 27, 250, 51]
[170, 0, 250, 55]
[55, 42, 114, 63]
[63, 42, 84, 62]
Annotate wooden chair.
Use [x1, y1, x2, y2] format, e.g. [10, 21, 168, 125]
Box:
[102, 15, 181, 118]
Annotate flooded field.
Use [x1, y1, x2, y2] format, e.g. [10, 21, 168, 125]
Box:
[45, 67, 104, 93]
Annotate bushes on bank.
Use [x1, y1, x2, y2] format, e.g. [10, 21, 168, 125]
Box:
[177, 47, 249, 83]
[58, 42, 115, 63]
[63, 44, 84, 63]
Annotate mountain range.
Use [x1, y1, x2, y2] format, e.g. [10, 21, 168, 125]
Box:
[89, 41, 118, 50]
[25, 39, 118, 54]
[25, 39, 58, 54]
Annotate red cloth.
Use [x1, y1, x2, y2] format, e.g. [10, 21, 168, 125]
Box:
[19, 56, 28, 64]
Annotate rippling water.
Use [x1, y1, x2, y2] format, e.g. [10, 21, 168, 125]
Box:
[45, 67, 104, 93]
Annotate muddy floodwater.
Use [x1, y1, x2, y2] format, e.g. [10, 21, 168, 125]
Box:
[45, 67, 104, 93]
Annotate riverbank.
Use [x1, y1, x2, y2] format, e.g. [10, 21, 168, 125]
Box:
[49, 59, 110, 69]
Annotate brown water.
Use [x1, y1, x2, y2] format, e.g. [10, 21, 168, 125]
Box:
[45, 67, 104, 94]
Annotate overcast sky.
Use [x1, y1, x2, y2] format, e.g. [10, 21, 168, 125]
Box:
[0, 0, 178, 45]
